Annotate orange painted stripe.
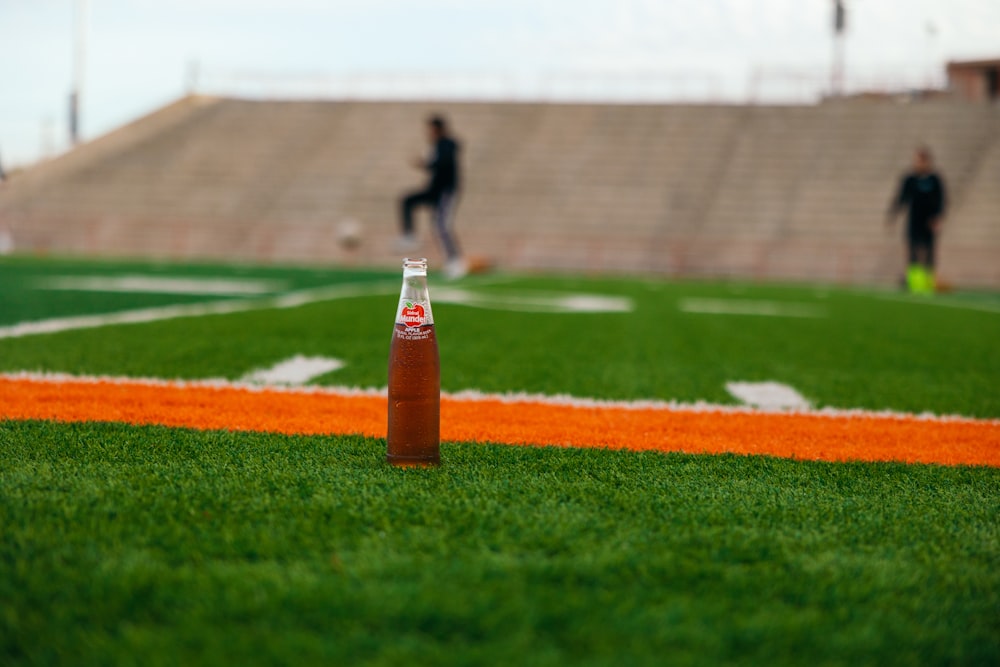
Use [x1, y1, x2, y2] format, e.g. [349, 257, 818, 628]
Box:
[1, 377, 998, 467]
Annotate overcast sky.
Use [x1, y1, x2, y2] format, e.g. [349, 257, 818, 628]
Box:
[2, 0, 998, 167]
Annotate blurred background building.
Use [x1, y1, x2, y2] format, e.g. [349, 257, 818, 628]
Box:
[948, 58, 1000, 103]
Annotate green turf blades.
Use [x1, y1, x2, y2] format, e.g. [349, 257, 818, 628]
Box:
[1, 420, 998, 666]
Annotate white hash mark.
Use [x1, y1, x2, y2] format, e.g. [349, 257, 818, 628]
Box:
[725, 381, 811, 410]
[242, 355, 345, 385]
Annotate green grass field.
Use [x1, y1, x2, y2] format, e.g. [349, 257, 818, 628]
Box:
[1, 255, 999, 666]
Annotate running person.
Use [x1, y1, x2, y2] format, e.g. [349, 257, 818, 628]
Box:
[398, 115, 466, 279]
[886, 146, 947, 294]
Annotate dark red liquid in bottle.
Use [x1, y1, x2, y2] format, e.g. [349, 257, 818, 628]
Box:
[386, 258, 441, 466]
[387, 324, 440, 466]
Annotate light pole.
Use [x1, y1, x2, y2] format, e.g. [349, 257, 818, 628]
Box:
[832, 0, 846, 97]
[69, 0, 89, 145]
[924, 21, 939, 90]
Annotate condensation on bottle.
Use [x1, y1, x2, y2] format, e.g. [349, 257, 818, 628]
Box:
[386, 257, 441, 466]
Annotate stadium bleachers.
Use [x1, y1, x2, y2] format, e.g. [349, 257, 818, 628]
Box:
[1, 95, 997, 286]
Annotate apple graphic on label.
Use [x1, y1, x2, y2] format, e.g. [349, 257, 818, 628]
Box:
[400, 302, 425, 327]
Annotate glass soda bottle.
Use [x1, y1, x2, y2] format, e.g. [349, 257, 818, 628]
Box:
[386, 257, 441, 466]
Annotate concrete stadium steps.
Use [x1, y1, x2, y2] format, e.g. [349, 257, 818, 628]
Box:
[937, 126, 1000, 286]
[944, 120, 1000, 244]
[1, 96, 997, 286]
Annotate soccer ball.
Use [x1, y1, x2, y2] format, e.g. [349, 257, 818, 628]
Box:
[336, 218, 362, 250]
[0, 227, 13, 255]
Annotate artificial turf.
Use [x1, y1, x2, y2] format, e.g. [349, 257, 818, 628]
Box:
[1, 420, 998, 666]
[1, 256, 998, 417]
[2, 255, 998, 666]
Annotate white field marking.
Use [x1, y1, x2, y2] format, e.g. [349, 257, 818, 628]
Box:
[678, 298, 826, 318]
[865, 291, 1000, 315]
[0, 281, 400, 340]
[242, 355, 345, 385]
[34, 275, 287, 296]
[725, 381, 811, 411]
[433, 287, 633, 313]
[0, 281, 626, 340]
[4, 370, 997, 425]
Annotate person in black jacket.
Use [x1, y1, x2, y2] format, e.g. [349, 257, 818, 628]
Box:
[398, 114, 466, 279]
[886, 146, 947, 293]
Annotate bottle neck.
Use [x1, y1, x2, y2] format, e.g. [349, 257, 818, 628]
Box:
[401, 258, 428, 298]
[400, 275, 428, 300]
[397, 258, 433, 326]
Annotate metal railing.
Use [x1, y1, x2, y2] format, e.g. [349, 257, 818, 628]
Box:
[190, 66, 948, 105]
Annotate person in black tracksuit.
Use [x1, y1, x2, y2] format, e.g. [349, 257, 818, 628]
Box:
[399, 115, 465, 278]
[886, 146, 946, 292]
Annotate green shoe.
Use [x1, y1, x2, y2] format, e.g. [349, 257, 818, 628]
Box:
[907, 265, 935, 295]
[921, 269, 936, 295]
[906, 264, 923, 293]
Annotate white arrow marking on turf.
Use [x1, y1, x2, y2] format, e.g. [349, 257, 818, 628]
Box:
[725, 381, 811, 410]
[242, 355, 345, 385]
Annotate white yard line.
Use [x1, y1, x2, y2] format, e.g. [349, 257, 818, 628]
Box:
[3, 370, 996, 425]
[0, 278, 625, 340]
[865, 291, 1000, 315]
[678, 298, 826, 318]
[0, 281, 400, 340]
[434, 287, 633, 313]
[34, 275, 287, 296]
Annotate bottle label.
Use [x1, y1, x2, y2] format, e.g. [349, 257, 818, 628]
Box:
[396, 299, 433, 328]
